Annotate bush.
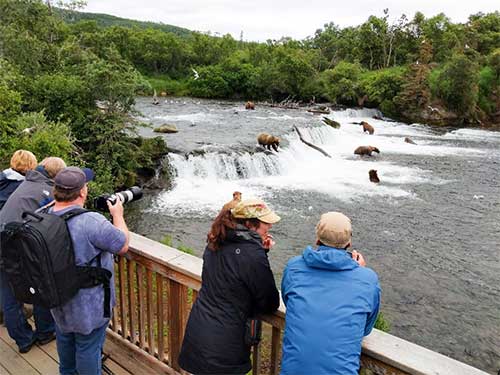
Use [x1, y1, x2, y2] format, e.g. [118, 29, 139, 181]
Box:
[478, 66, 497, 114]
[321, 61, 363, 105]
[374, 311, 391, 332]
[433, 55, 479, 117]
[359, 67, 406, 115]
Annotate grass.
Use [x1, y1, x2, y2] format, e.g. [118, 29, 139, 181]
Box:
[144, 75, 191, 97]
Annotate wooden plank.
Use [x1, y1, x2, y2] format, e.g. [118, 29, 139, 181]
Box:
[126, 252, 201, 291]
[127, 260, 137, 345]
[0, 362, 11, 375]
[0, 337, 38, 374]
[361, 329, 490, 375]
[0, 324, 58, 374]
[168, 281, 187, 371]
[104, 330, 178, 375]
[103, 356, 133, 375]
[137, 264, 146, 350]
[269, 326, 281, 375]
[156, 274, 165, 362]
[118, 256, 128, 339]
[146, 269, 155, 355]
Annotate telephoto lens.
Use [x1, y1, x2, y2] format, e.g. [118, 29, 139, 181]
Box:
[93, 186, 143, 212]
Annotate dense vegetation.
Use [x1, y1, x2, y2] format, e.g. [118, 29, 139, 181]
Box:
[1, 1, 499, 191]
[61, 8, 499, 125]
[0, 0, 167, 194]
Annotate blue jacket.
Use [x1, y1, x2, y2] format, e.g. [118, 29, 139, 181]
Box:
[0, 168, 25, 211]
[280, 245, 380, 375]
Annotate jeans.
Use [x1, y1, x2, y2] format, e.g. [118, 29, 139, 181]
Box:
[0, 271, 55, 350]
[56, 322, 108, 375]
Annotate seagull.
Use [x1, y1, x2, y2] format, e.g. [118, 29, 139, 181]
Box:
[192, 68, 199, 80]
[428, 105, 439, 114]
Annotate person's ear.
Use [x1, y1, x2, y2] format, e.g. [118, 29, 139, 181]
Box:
[316, 239, 321, 246]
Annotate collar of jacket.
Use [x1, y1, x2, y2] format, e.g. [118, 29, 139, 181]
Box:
[226, 224, 263, 245]
[0, 168, 25, 182]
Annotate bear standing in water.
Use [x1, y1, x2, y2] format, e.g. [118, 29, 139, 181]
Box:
[361, 121, 375, 134]
[354, 146, 380, 156]
[245, 101, 255, 110]
[369, 170, 380, 183]
[257, 133, 280, 152]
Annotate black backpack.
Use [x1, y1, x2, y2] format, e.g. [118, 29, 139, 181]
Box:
[0, 208, 112, 317]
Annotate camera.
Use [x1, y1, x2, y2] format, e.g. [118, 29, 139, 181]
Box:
[93, 186, 143, 212]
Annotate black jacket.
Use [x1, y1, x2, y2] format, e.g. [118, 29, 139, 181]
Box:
[178, 225, 280, 374]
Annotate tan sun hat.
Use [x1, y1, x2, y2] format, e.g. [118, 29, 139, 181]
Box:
[316, 212, 352, 248]
[231, 198, 281, 224]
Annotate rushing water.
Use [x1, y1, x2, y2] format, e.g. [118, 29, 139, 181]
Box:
[128, 97, 500, 373]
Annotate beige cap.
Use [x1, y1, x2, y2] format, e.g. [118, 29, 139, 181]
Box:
[231, 198, 281, 224]
[316, 212, 352, 248]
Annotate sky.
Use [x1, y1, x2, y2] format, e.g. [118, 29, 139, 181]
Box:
[82, 0, 499, 41]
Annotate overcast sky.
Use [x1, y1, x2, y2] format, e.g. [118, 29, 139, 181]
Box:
[83, 0, 499, 41]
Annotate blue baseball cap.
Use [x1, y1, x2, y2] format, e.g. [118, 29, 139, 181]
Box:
[54, 167, 94, 192]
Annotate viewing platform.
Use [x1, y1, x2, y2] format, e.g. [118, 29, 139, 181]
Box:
[0, 233, 490, 374]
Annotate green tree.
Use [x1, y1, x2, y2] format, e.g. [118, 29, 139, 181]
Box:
[434, 54, 479, 117]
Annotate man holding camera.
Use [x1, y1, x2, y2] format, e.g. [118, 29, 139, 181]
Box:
[49, 167, 129, 375]
[280, 212, 380, 375]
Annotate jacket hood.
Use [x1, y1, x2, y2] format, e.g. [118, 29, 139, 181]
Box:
[302, 245, 358, 271]
[25, 168, 53, 185]
[0, 168, 25, 182]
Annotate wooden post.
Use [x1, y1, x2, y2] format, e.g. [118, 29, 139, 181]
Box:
[127, 260, 137, 344]
[157, 275, 165, 362]
[146, 270, 155, 355]
[252, 344, 261, 375]
[118, 257, 127, 338]
[168, 280, 187, 370]
[137, 264, 146, 350]
[270, 327, 281, 375]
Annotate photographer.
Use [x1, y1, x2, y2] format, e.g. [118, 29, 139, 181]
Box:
[49, 167, 129, 375]
[280, 212, 380, 375]
[179, 198, 280, 375]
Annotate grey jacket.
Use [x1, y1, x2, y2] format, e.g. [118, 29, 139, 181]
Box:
[0, 168, 54, 226]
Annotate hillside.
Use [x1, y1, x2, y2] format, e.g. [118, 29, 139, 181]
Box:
[57, 9, 192, 37]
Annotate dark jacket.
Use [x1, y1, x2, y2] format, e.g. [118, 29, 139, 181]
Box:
[178, 225, 280, 374]
[0, 167, 54, 226]
[0, 169, 25, 211]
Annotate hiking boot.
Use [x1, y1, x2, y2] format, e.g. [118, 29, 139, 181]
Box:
[37, 332, 56, 346]
[19, 337, 37, 354]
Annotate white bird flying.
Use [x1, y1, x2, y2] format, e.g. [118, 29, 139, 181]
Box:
[192, 68, 199, 80]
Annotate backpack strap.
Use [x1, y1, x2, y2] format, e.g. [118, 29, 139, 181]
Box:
[60, 208, 88, 221]
[60, 208, 112, 319]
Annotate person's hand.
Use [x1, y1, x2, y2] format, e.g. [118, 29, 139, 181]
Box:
[262, 234, 275, 250]
[107, 198, 124, 218]
[351, 250, 366, 267]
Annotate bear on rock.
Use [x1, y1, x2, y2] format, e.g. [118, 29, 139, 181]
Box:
[257, 133, 280, 152]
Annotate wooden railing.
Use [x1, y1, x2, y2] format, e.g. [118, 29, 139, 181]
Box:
[108, 233, 489, 375]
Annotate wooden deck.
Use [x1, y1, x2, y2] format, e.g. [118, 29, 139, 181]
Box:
[0, 323, 132, 375]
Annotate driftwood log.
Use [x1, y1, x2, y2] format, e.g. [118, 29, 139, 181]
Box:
[322, 117, 341, 128]
[293, 126, 331, 158]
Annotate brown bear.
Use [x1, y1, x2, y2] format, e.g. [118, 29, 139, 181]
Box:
[404, 137, 417, 145]
[361, 121, 374, 134]
[257, 133, 280, 152]
[245, 101, 255, 110]
[369, 169, 380, 183]
[354, 146, 380, 156]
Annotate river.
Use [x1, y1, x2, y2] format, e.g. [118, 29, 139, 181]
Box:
[127, 97, 500, 373]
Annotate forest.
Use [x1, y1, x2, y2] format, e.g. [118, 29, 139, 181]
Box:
[1, 0, 499, 191]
